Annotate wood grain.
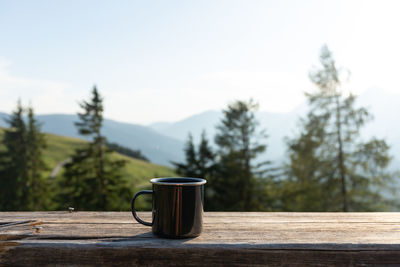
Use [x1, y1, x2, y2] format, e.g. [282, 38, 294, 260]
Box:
[1, 212, 400, 266]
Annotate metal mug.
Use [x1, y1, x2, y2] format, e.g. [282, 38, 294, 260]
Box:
[131, 177, 206, 238]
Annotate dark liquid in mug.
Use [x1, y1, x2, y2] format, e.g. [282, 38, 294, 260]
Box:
[154, 178, 202, 184]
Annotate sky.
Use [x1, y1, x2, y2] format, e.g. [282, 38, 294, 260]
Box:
[1, 0, 400, 124]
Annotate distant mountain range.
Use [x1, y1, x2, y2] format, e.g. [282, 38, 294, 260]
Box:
[149, 87, 400, 169]
[0, 113, 184, 166]
[149, 108, 305, 162]
[1, 87, 399, 168]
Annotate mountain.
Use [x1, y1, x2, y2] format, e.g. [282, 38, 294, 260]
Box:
[150, 110, 222, 143]
[0, 113, 184, 166]
[149, 88, 400, 169]
[149, 122, 173, 132]
[1, 87, 399, 169]
[0, 112, 8, 126]
[149, 107, 306, 162]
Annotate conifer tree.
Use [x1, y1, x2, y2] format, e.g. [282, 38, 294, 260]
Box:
[0, 102, 48, 210]
[60, 86, 129, 211]
[173, 131, 216, 179]
[26, 107, 49, 210]
[213, 99, 268, 211]
[172, 131, 217, 210]
[0, 101, 28, 210]
[173, 133, 199, 178]
[285, 45, 395, 211]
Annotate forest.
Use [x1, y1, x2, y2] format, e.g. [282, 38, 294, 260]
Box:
[0, 46, 398, 212]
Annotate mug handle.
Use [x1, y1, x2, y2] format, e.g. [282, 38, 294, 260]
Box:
[131, 190, 153, 226]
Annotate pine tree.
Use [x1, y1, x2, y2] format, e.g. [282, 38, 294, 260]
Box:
[0, 102, 48, 210]
[173, 133, 199, 178]
[173, 131, 216, 179]
[0, 101, 28, 210]
[26, 107, 49, 210]
[213, 99, 268, 211]
[172, 131, 217, 210]
[59, 86, 129, 211]
[285, 45, 396, 211]
[282, 111, 333, 211]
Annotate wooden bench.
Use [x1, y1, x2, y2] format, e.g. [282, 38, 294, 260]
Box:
[1, 212, 400, 266]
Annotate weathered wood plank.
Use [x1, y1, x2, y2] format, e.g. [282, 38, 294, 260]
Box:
[3, 246, 400, 266]
[1, 212, 400, 266]
[3, 222, 400, 244]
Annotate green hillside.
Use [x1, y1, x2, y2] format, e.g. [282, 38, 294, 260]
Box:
[0, 127, 177, 209]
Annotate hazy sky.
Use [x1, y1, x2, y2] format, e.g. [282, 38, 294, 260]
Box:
[1, 0, 400, 124]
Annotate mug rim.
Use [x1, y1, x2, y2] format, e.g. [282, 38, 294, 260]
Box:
[150, 177, 206, 186]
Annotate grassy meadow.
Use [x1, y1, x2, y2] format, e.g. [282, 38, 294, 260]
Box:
[0, 127, 176, 210]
